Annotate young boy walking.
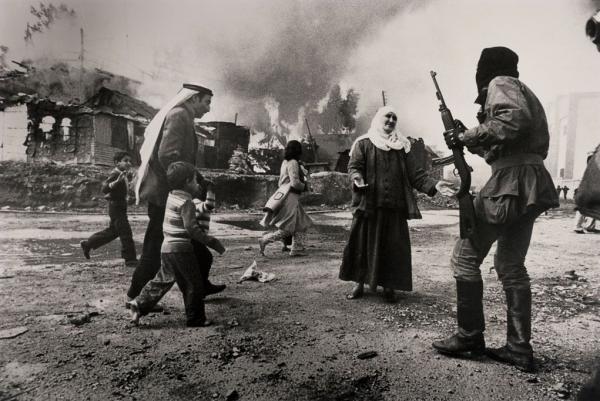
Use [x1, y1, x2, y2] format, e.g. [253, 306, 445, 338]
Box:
[81, 151, 137, 266]
[128, 161, 225, 327]
[192, 181, 226, 296]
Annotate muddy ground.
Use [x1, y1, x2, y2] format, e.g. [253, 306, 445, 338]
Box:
[0, 204, 599, 401]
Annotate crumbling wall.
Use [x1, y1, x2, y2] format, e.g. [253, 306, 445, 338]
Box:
[27, 113, 94, 165]
[0, 161, 456, 210]
[0, 160, 110, 208]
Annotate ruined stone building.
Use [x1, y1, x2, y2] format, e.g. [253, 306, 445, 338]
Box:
[195, 121, 250, 169]
[546, 92, 600, 197]
[0, 87, 157, 165]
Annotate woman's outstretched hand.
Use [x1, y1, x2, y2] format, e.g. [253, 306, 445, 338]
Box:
[435, 180, 459, 197]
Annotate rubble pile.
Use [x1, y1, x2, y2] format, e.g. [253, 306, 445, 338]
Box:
[0, 160, 112, 209]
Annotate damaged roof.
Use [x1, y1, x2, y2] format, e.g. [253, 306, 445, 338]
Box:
[83, 87, 158, 121]
[0, 87, 158, 123]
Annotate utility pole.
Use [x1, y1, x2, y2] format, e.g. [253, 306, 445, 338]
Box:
[381, 90, 387, 106]
[79, 28, 85, 101]
[305, 118, 318, 162]
[234, 113, 238, 125]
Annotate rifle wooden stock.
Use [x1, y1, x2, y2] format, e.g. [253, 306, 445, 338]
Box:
[430, 70, 480, 250]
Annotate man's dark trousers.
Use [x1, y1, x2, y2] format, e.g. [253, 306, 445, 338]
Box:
[87, 200, 136, 261]
[127, 203, 165, 298]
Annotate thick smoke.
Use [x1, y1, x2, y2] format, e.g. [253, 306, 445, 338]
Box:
[215, 1, 420, 131]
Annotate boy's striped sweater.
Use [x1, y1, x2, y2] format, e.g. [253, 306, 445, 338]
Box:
[161, 190, 213, 253]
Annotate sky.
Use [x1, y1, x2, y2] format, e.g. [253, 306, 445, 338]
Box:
[1, 0, 600, 183]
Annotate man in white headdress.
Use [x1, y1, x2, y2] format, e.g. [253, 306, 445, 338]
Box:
[127, 83, 226, 302]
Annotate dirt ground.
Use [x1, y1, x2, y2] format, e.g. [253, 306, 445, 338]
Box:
[0, 204, 599, 401]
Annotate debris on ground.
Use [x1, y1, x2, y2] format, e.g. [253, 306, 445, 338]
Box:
[239, 260, 276, 283]
[68, 311, 100, 326]
[357, 351, 378, 360]
[0, 326, 29, 339]
[225, 389, 239, 400]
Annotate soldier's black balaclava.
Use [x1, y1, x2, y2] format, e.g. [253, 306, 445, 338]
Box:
[475, 46, 519, 105]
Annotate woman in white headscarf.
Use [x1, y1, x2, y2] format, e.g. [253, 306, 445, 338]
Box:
[339, 106, 456, 302]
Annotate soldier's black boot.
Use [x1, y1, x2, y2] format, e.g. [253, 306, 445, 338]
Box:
[432, 280, 485, 358]
[486, 287, 535, 372]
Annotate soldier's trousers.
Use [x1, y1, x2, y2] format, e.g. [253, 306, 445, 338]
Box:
[452, 209, 541, 290]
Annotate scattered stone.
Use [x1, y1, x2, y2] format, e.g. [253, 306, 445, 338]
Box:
[1, 205, 10, 210]
[0, 326, 29, 339]
[228, 319, 240, 327]
[69, 311, 99, 326]
[551, 382, 570, 399]
[564, 270, 579, 281]
[37, 205, 47, 211]
[226, 389, 239, 400]
[24, 206, 32, 211]
[527, 377, 539, 383]
[357, 351, 378, 360]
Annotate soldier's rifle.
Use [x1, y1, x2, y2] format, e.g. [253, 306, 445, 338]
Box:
[430, 70, 480, 251]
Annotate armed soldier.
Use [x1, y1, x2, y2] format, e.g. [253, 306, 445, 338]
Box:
[432, 47, 559, 372]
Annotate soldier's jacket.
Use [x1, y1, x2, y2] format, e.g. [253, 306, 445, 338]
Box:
[575, 145, 600, 220]
[462, 76, 559, 224]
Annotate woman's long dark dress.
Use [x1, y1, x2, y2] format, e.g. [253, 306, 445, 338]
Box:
[339, 138, 437, 291]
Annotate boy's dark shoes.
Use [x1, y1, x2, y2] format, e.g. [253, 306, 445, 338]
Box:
[124, 298, 163, 313]
[80, 241, 91, 259]
[205, 282, 226, 296]
[125, 259, 138, 268]
[187, 319, 212, 327]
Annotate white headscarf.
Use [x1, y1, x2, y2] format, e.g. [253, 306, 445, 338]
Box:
[349, 106, 411, 156]
[134, 87, 198, 204]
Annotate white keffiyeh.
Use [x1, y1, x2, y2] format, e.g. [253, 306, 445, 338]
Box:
[349, 106, 411, 156]
[134, 88, 197, 204]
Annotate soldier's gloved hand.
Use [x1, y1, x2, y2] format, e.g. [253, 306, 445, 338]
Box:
[444, 128, 464, 149]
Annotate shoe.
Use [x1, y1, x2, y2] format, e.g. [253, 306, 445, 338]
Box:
[125, 299, 163, 313]
[289, 250, 307, 257]
[486, 346, 535, 372]
[124, 259, 138, 268]
[574, 229, 585, 234]
[187, 319, 212, 327]
[205, 282, 226, 296]
[80, 241, 91, 259]
[258, 239, 267, 256]
[128, 300, 141, 325]
[382, 288, 397, 303]
[346, 283, 364, 300]
[432, 333, 485, 358]
[585, 228, 600, 233]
